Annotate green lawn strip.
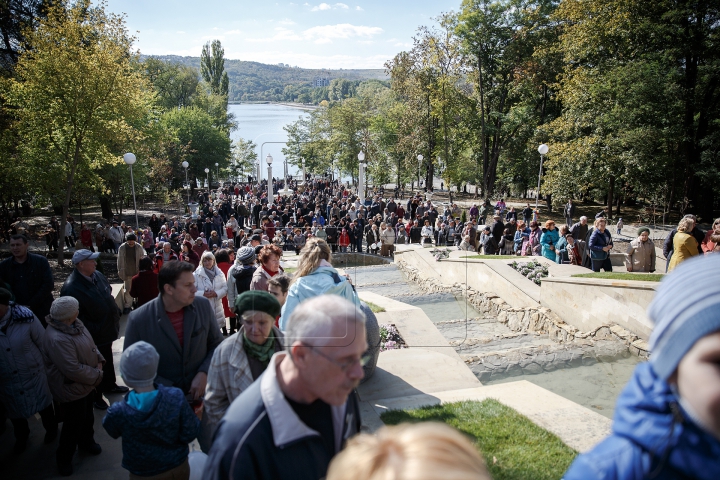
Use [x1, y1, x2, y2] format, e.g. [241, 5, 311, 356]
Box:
[467, 255, 517, 260]
[283, 267, 297, 274]
[380, 399, 577, 480]
[364, 301, 386, 313]
[572, 272, 663, 282]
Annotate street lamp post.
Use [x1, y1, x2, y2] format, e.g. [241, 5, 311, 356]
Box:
[215, 162, 219, 183]
[204, 168, 210, 196]
[301, 158, 306, 184]
[536, 144, 549, 210]
[358, 151, 366, 201]
[266, 154, 274, 202]
[123, 153, 139, 229]
[182, 161, 189, 204]
[417, 154, 423, 191]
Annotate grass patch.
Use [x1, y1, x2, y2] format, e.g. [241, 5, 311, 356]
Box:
[572, 272, 663, 282]
[364, 301, 386, 313]
[283, 267, 296, 274]
[467, 255, 517, 260]
[381, 399, 576, 480]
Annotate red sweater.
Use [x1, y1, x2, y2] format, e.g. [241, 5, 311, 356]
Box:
[129, 270, 159, 307]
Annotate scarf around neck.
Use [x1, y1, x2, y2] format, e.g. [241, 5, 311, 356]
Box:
[243, 331, 275, 366]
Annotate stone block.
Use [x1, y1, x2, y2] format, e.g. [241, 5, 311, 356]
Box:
[631, 339, 650, 353]
[594, 326, 614, 340]
[523, 362, 544, 375]
[505, 363, 523, 377]
[498, 311, 507, 324]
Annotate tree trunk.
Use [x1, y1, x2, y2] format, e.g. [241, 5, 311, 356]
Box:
[607, 175, 615, 221]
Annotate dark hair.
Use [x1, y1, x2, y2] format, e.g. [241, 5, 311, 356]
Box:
[138, 256, 153, 271]
[158, 261, 194, 295]
[268, 273, 291, 294]
[9, 234, 28, 243]
[710, 234, 720, 245]
[214, 248, 231, 264]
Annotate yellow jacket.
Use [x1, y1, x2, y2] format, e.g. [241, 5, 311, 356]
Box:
[668, 232, 699, 271]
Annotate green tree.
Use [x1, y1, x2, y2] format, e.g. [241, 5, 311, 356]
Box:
[160, 107, 232, 184]
[231, 138, 258, 181]
[201, 40, 229, 99]
[142, 57, 200, 110]
[5, 0, 151, 264]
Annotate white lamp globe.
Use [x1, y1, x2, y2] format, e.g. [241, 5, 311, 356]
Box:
[538, 144, 549, 155]
[358, 151, 365, 162]
[204, 168, 209, 173]
[181, 161, 189, 169]
[266, 154, 273, 165]
[123, 153, 136, 165]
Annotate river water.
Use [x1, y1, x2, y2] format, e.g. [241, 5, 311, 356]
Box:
[229, 103, 310, 179]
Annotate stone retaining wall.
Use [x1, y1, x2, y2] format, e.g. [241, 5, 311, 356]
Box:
[397, 260, 650, 359]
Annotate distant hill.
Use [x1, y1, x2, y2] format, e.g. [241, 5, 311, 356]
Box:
[147, 55, 389, 103]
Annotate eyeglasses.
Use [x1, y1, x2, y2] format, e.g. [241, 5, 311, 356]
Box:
[310, 346, 372, 372]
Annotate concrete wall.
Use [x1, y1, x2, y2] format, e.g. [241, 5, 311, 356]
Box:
[395, 246, 542, 308]
[540, 277, 657, 340]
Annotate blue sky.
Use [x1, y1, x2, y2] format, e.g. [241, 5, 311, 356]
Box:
[104, 0, 461, 69]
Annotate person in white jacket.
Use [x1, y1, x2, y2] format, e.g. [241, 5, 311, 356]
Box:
[194, 251, 228, 331]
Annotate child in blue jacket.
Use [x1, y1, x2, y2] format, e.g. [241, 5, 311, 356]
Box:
[564, 255, 720, 480]
[103, 341, 200, 478]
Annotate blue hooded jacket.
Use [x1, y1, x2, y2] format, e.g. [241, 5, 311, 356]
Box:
[564, 362, 720, 480]
[279, 265, 360, 330]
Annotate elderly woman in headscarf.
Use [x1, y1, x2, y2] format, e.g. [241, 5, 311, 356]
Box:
[200, 291, 283, 452]
[43, 297, 105, 476]
[624, 227, 657, 273]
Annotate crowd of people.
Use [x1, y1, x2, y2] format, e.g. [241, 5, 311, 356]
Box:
[1, 177, 720, 479]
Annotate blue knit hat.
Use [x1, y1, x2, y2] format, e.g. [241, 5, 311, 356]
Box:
[648, 254, 720, 381]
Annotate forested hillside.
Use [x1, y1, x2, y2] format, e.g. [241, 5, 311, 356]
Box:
[147, 55, 388, 103]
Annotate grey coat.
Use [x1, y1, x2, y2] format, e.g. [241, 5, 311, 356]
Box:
[124, 295, 223, 393]
[43, 317, 105, 403]
[0, 305, 52, 418]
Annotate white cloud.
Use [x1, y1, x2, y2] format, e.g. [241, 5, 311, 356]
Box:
[310, 2, 349, 11]
[303, 23, 383, 43]
[245, 23, 383, 44]
[245, 27, 302, 43]
[278, 18, 296, 25]
[355, 5, 363, 10]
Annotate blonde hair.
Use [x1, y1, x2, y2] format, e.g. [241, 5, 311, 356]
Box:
[544, 220, 555, 229]
[326, 422, 490, 480]
[593, 217, 606, 228]
[200, 250, 216, 267]
[292, 237, 332, 283]
[677, 217, 694, 233]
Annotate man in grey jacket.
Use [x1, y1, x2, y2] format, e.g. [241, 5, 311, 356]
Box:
[123, 261, 223, 399]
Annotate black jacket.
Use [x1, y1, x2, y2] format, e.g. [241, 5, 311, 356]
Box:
[205, 353, 361, 480]
[60, 269, 120, 346]
[0, 253, 54, 323]
[491, 220, 505, 243]
[232, 265, 256, 296]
